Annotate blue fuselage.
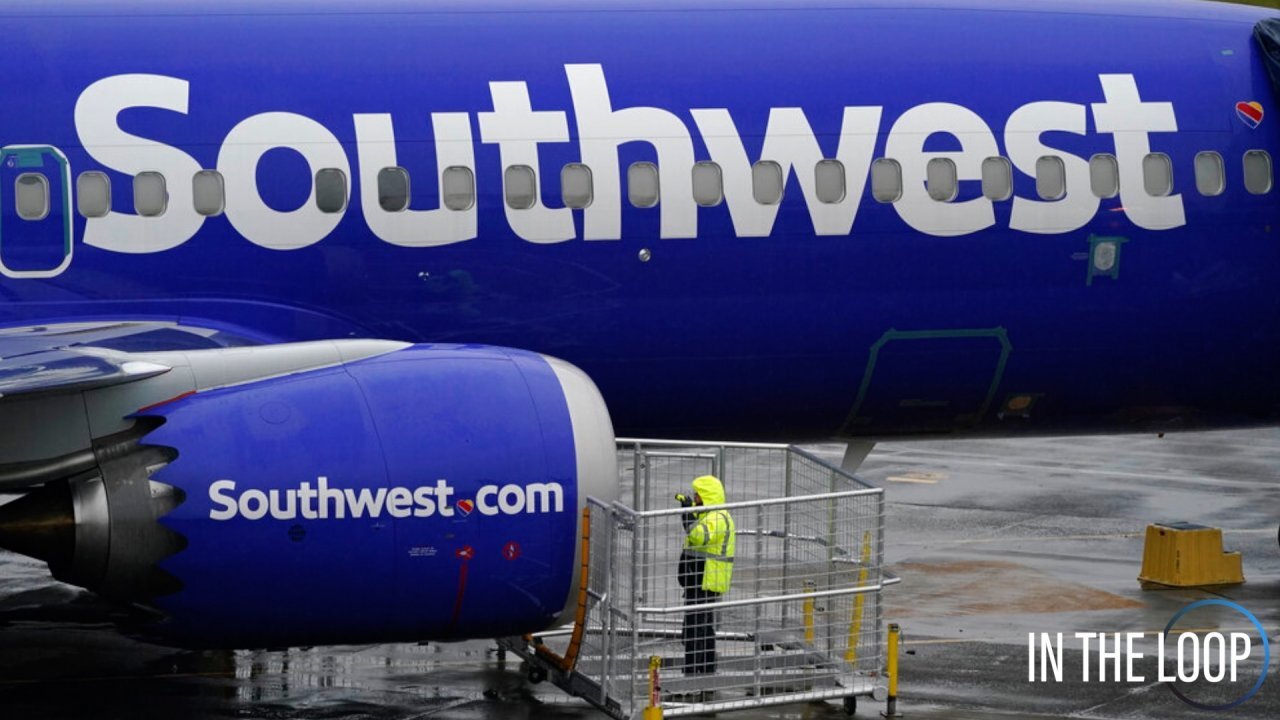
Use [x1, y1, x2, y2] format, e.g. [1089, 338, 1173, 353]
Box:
[2, 0, 1279, 440]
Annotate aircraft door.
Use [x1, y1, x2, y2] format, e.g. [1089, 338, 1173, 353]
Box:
[0, 145, 73, 279]
[841, 328, 1012, 435]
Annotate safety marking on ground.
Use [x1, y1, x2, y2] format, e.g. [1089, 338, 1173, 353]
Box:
[886, 471, 946, 484]
[890, 560, 1147, 615]
[903, 637, 987, 646]
[901, 628, 1271, 647]
[1140, 626, 1266, 636]
[870, 448, 1278, 488]
[892, 529, 1276, 547]
[946, 533, 1141, 545]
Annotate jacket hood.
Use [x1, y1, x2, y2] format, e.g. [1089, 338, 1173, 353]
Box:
[692, 475, 726, 506]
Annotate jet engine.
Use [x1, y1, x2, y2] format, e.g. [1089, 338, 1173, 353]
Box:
[0, 343, 617, 647]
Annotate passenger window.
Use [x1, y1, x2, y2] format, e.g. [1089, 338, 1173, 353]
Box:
[926, 158, 958, 202]
[814, 159, 846, 204]
[752, 160, 784, 205]
[315, 168, 347, 213]
[15, 173, 49, 221]
[134, 171, 167, 217]
[1036, 156, 1066, 200]
[378, 167, 410, 212]
[561, 163, 593, 209]
[870, 158, 902, 203]
[442, 166, 475, 211]
[192, 170, 225, 217]
[692, 161, 723, 207]
[1244, 150, 1273, 195]
[981, 157, 1012, 201]
[505, 165, 537, 210]
[1089, 154, 1119, 199]
[628, 161, 660, 208]
[77, 171, 111, 219]
[1142, 153, 1173, 197]
[1193, 152, 1225, 197]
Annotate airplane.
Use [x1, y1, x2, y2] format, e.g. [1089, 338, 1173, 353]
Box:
[1, 0, 1279, 649]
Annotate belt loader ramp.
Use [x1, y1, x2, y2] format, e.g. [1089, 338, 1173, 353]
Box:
[500, 440, 899, 718]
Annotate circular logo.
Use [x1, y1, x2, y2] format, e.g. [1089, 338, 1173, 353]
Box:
[1163, 599, 1270, 710]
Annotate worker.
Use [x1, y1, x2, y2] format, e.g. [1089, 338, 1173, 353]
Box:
[676, 475, 736, 676]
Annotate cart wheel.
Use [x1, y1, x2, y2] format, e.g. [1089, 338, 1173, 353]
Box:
[527, 666, 547, 684]
[843, 696, 857, 715]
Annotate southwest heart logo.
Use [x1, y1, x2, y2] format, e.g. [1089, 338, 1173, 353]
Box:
[456, 499, 474, 516]
[1237, 101, 1264, 129]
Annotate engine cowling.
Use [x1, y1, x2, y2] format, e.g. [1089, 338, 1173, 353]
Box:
[0, 344, 617, 648]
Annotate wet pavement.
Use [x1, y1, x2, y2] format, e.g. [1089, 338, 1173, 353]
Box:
[2, 429, 1278, 719]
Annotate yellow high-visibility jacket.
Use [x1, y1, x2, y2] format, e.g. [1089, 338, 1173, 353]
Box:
[683, 475, 736, 594]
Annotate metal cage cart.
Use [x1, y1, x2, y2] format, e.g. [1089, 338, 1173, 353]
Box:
[500, 440, 898, 719]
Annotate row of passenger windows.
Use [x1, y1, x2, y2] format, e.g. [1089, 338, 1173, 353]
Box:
[9, 150, 1277, 221]
[875, 150, 1274, 204]
[67, 167, 481, 219]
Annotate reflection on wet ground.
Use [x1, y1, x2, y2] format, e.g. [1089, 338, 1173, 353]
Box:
[0, 616, 593, 720]
[3, 430, 1279, 719]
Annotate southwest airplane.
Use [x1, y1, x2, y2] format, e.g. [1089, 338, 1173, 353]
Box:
[0, 0, 1278, 648]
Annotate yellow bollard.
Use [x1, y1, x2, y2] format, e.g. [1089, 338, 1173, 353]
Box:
[803, 581, 816, 644]
[845, 530, 873, 663]
[642, 655, 664, 720]
[882, 623, 903, 719]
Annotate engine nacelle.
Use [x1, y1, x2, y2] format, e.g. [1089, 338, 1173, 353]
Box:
[1, 344, 617, 648]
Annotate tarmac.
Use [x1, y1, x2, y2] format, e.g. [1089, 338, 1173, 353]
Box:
[1, 429, 1278, 719]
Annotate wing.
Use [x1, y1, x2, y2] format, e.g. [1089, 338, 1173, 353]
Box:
[0, 321, 406, 494]
[0, 322, 254, 400]
[0, 321, 266, 492]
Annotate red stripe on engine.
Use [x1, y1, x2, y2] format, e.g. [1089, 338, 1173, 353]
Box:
[136, 391, 196, 413]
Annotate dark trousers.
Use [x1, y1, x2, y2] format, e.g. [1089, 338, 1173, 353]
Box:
[683, 587, 721, 675]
